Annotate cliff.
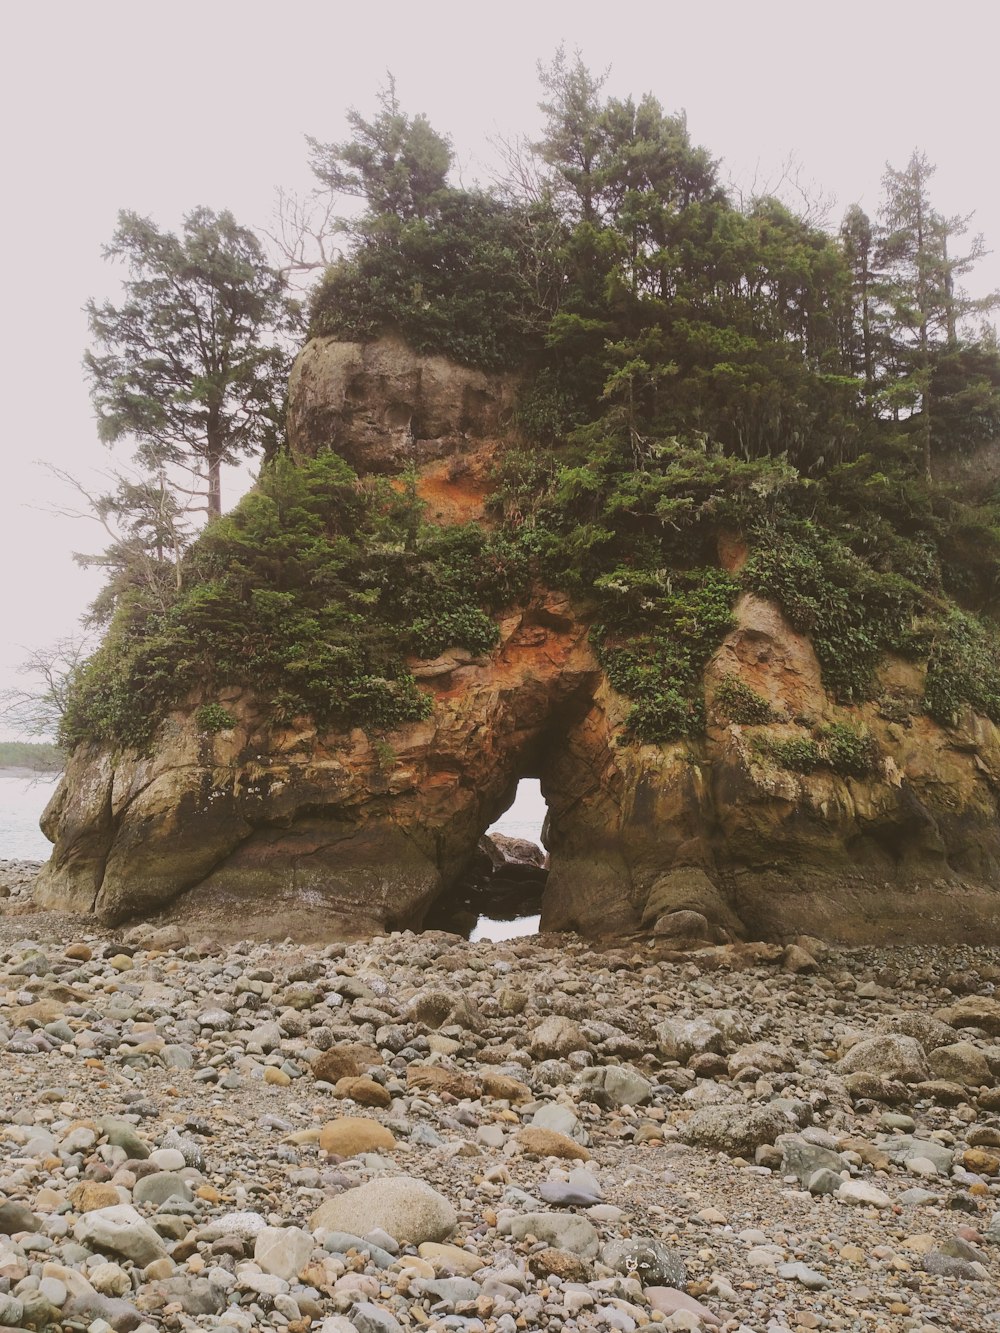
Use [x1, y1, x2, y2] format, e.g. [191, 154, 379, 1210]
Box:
[34, 338, 1000, 944]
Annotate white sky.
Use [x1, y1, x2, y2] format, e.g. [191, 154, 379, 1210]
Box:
[2, 0, 998, 712]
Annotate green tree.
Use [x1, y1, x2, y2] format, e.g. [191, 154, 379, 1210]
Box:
[876, 151, 999, 476]
[839, 204, 877, 393]
[86, 208, 295, 518]
[307, 78, 452, 224]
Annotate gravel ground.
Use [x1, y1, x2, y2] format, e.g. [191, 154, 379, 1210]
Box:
[2, 859, 1000, 1333]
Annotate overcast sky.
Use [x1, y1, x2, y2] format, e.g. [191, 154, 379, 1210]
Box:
[2, 0, 998, 718]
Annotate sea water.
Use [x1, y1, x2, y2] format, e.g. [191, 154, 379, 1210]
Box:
[0, 770, 59, 861]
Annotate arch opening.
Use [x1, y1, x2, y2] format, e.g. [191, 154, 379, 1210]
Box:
[423, 778, 547, 940]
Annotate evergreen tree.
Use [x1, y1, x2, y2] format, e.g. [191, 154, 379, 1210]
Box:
[307, 78, 452, 224]
[876, 151, 999, 475]
[86, 208, 295, 517]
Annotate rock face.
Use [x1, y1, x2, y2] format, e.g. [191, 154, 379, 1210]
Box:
[287, 334, 517, 479]
[34, 336, 1000, 943]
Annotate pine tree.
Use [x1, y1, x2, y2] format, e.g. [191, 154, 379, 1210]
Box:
[876, 151, 998, 476]
[86, 208, 295, 517]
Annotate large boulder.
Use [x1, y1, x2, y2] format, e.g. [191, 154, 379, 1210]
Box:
[287, 335, 517, 475]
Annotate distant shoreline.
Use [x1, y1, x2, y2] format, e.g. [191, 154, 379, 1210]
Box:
[0, 766, 63, 780]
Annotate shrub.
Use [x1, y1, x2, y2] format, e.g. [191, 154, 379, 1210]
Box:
[820, 721, 881, 777]
[60, 452, 513, 752]
[194, 704, 236, 734]
[924, 612, 1000, 727]
[754, 734, 822, 772]
[713, 676, 774, 724]
[743, 521, 919, 701]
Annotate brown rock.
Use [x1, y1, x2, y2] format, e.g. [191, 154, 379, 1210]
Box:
[318, 1117, 396, 1157]
[928, 1041, 993, 1087]
[333, 1076, 391, 1107]
[312, 1046, 380, 1083]
[64, 943, 92, 961]
[69, 1182, 121, 1212]
[839, 1138, 891, 1172]
[843, 1073, 911, 1104]
[935, 996, 1000, 1036]
[911, 1079, 971, 1105]
[287, 335, 517, 476]
[962, 1148, 1000, 1175]
[528, 1248, 593, 1283]
[406, 1066, 480, 1101]
[480, 1073, 532, 1103]
[782, 944, 818, 974]
[515, 1127, 590, 1161]
[967, 1126, 1000, 1147]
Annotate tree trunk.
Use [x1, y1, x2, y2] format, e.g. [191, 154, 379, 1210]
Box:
[208, 458, 222, 518]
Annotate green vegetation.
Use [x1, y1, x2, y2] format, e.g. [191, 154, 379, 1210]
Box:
[60, 453, 525, 751]
[194, 704, 237, 735]
[754, 721, 881, 778]
[0, 742, 64, 773]
[754, 735, 822, 773]
[924, 612, 1000, 726]
[713, 677, 775, 725]
[61, 58, 1000, 754]
[820, 722, 882, 777]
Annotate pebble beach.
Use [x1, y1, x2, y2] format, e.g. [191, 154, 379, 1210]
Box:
[1, 860, 1000, 1333]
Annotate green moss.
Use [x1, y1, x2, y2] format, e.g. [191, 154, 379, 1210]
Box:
[712, 676, 774, 725]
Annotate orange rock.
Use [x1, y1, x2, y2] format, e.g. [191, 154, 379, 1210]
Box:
[333, 1076, 391, 1107]
[515, 1126, 590, 1161]
[69, 1182, 121, 1212]
[406, 1066, 480, 1101]
[319, 1117, 396, 1157]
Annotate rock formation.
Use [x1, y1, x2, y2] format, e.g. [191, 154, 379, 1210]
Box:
[34, 337, 1000, 944]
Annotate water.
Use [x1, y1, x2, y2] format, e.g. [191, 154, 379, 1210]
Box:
[470, 778, 545, 942]
[0, 770, 59, 860]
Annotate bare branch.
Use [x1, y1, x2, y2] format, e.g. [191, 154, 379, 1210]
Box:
[259, 185, 346, 292]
